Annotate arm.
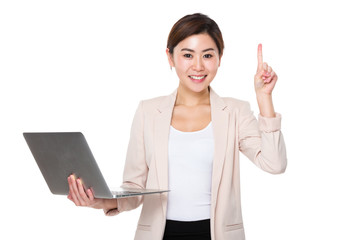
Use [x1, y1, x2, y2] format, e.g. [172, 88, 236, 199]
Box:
[238, 102, 287, 174]
[239, 44, 287, 174]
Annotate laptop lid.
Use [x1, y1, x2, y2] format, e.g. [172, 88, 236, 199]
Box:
[23, 132, 169, 199]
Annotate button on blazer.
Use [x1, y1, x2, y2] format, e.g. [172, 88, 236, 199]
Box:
[104, 87, 287, 240]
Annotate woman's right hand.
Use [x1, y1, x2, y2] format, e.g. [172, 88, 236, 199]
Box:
[67, 174, 117, 210]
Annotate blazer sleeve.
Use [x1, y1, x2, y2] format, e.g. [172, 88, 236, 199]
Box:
[238, 101, 287, 174]
[104, 101, 148, 216]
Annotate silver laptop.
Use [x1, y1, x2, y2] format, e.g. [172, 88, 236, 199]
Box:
[23, 132, 169, 199]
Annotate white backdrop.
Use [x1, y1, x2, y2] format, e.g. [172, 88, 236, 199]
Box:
[1, 0, 339, 239]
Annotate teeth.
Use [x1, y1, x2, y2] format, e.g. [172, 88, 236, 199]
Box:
[190, 75, 205, 80]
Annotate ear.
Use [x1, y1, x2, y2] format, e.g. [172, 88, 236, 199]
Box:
[166, 48, 175, 68]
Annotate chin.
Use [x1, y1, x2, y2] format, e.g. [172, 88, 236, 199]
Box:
[187, 83, 211, 93]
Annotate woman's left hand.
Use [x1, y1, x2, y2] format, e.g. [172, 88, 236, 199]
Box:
[254, 44, 278, 96]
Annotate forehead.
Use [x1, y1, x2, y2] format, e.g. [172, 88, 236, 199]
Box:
[174, 33, 218, 52]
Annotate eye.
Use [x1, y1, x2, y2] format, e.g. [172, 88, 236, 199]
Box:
[203, 54, 213, 58]
[183, 53, 193, 58]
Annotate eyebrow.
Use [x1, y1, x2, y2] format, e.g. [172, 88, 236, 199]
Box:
[180, 48, 216, 53]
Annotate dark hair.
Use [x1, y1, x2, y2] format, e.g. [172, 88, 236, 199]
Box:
[167, 13, 224, 56]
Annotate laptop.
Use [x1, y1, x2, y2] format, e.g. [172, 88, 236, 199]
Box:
[23, 132, 169, 199]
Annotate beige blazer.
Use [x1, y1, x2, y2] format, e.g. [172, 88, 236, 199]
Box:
[104, 87, 287, 240]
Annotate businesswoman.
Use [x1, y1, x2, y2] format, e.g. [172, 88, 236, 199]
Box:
[67, 13, 287, 240]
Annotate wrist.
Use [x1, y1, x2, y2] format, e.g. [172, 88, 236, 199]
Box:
[104, 198, 118, 210]
[256, 93, 275, 118]
[256, 90, 272, 98]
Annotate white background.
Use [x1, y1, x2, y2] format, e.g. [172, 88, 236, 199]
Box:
[1, 0, 339, 239]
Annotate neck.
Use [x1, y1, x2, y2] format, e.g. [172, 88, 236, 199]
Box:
[175, 85, 210, 107]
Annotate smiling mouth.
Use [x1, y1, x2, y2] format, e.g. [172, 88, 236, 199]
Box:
[189, 75, 207, 82]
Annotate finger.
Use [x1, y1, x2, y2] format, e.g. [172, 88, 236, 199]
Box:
[262, 77, 271, 83]
[273, 71, 278, 81]
[264, 71, 276, 83]
[270, 70, 275, 78]
[67, 191, 73, 200]
[87, 188, 95, 201]
[264, 66, 272, 76]
[68, 176, 80, 206]
[71, 175, 86, 206]
[257, 43, 263, 71]
[77, 178, 90, 205]
[263, 62, 268, 72]
[267, 66, 272, 74]
[270, 71, 278, 83]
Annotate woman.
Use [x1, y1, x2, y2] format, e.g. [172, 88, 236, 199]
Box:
[67, 13, 287, 240]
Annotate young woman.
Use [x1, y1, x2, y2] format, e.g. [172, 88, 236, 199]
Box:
[67, 13, 287, 240]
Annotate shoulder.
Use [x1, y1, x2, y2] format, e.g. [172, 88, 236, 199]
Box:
[133, 93, 175, 116]
[223, 97, 249, 108]
[142, 95, 168, 106]
[219, 96, 251, 113]
[218, 97, 255, 121]
[210, 87, 250, 112]
[139, 95, 169, 111]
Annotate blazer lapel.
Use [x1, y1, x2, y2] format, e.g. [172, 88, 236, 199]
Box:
[154, 89, 177, 216]
[210, 88, 229, 206]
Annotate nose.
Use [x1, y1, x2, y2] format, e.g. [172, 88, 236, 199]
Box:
[192, 56, 204, 71]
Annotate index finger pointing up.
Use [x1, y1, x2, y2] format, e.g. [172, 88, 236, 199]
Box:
[257, 43, 263, 70]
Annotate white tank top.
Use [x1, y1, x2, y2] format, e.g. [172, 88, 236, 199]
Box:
[166, 122, 214, 221]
